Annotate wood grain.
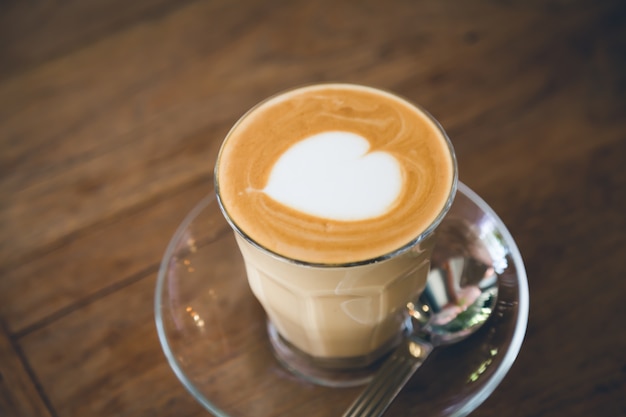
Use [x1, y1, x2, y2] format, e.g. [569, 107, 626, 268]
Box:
[0, 179, 210, 334]
[1, 0, 625, 416]
[19, 274, 207, 417]
[0, 0, 198, 79]
[0, 322, 53, 417]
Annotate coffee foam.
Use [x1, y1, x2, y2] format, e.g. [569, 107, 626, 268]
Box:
[263, 130, 402, 221]
[216, 84, 455, 264]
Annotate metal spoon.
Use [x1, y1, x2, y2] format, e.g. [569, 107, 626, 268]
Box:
[343, 216, 499, 417]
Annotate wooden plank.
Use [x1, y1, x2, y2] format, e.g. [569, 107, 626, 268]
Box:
[0, 321, 53, 417]
[457, 138, 626, 417]
[0, 179, 211, 334]
[0, 0, 195, 79]
[18, 273, 209, 417]
[0, 0, 281, 192]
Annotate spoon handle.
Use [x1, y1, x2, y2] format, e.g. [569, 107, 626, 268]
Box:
[343, 339, 433, 417]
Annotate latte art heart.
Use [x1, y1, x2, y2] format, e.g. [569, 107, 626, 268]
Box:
[216, 83, 455, 264]
[263, 131, 403, 221]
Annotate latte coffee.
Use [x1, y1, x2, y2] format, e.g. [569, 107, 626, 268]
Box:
[215, 84, 456, 385]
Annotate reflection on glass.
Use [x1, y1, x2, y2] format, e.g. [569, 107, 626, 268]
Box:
[186, 306, 205, 329]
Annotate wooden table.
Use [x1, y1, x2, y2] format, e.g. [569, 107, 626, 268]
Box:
[1, 1, 624, 416]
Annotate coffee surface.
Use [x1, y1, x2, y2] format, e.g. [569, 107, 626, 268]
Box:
[216, 84, 455, 264]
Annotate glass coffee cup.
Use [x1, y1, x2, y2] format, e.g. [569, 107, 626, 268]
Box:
[215, 83, 457, 387]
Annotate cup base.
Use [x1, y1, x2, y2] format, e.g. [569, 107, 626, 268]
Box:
[267, 318, 412, 387]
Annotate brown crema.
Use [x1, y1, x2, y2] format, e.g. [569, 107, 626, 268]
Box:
[216, 84, 455, 264]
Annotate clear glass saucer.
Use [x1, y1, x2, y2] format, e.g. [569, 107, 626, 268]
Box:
[155, 182, 529, 417]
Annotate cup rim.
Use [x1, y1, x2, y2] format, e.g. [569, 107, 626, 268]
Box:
[214, 82, 458, 268]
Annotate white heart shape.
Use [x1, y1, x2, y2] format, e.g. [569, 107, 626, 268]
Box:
[263, 131, 402, 221]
